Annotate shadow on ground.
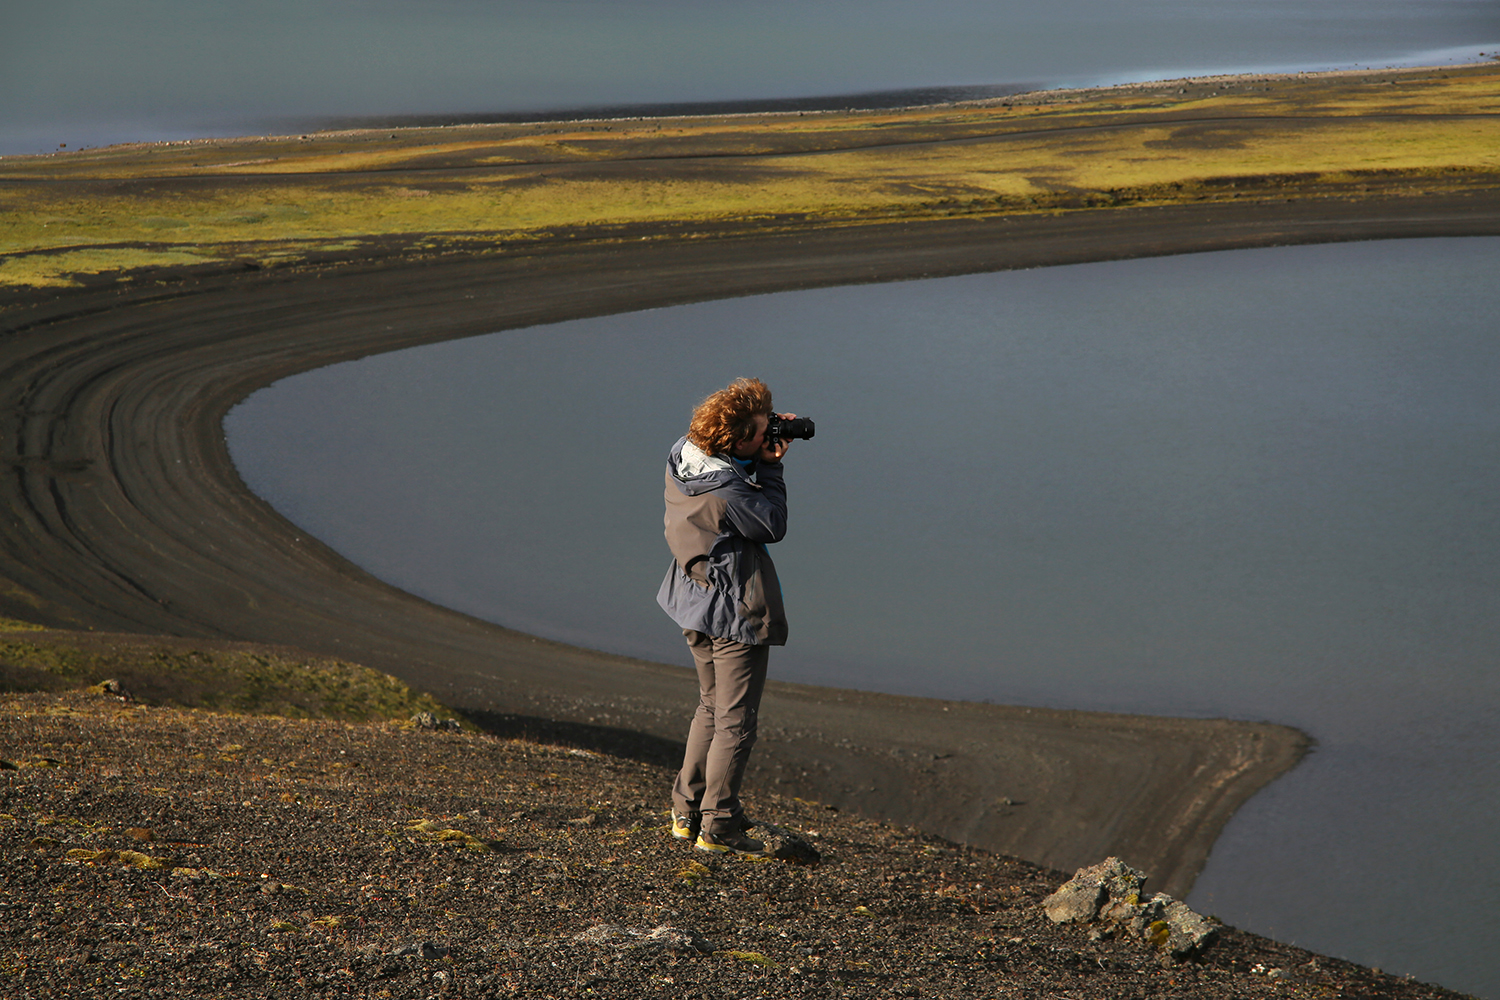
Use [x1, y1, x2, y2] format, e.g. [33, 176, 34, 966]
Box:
[460, 708, 685, 768]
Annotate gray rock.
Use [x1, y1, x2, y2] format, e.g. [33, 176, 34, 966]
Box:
[573, 924, 712, 955]
[393, 940, 449, 959]
[1159, 897, 1217, 959]
[1097, 857, 1148, 902]
[1040, 858, 1217, 962]
[1043, 857, 1144, 924]
[1043, 877, 1105, 924]
[409, 712, 460, 732]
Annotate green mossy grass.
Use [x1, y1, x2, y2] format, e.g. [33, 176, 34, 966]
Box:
[0, 621, 457, 725]
[2, 64, 1497, 290]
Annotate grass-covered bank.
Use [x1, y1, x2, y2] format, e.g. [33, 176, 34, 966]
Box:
[0, 622, 453, 725]
[2, 63, 1497, 290]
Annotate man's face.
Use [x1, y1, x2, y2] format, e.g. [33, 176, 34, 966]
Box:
[730, 413, 769, 459]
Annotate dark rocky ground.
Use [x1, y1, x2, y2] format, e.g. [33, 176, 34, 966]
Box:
[1, 689, 1470, 999]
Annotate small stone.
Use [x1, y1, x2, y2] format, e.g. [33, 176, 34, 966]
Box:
[409, 712, 461, 731]
[125, 827, 154, 842]
[574, 924, 712, 955]
[393, 940, 448, 959]
[755, 821, 821, 865]
[1160, 897, 1217, 959]
[90, 679, 131, 700]
[644, 926, 710, 953]
[1098, 893, 1144, 927]
[1043, 877, 1104, 924]
[1096, 858, 1148, 901]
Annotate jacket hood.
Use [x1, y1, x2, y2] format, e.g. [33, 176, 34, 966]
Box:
[668, 437, 752, 496]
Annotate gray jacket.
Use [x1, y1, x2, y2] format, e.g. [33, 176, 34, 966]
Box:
[656, 436, 788, 645]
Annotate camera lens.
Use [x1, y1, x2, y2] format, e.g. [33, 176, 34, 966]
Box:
[769, 415, 815, 442]
[782, 416, 815, 440]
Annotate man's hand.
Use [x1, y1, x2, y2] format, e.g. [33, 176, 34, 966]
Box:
[760, 413, 795, 463]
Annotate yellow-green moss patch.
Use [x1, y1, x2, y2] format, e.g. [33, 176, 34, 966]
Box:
[1, 64, 1496, 290]
[0, 629, 457, 723]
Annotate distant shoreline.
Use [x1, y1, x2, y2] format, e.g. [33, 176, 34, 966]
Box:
[3, 66, 1499, 895]
[316, 58, 1500, 128]
[6, 58, 1495, 157]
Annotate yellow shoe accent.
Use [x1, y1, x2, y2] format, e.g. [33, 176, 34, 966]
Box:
[695, 830, 768, 856]
[694, 834, 731, 853]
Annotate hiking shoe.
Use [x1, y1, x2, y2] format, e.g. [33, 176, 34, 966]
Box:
[695, 829, 768, 856]
[671, 811, 701, 841]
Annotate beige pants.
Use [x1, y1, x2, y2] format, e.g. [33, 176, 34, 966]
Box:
[671, 629, 770, 835]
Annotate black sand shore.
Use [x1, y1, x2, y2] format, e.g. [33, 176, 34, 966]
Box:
[4, 192, 1498, 896]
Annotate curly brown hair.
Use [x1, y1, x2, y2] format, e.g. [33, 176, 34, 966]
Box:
[687, 378, 774, 456]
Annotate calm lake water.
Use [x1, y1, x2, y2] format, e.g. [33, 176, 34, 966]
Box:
[4, 0, 1498, 154]
[226, 237, 1500, 997]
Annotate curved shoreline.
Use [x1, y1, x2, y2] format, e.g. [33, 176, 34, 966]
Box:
[5, 195, 1498, 894]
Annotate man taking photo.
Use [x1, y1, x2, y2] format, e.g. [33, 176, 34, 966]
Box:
[657, 377, 795, 856]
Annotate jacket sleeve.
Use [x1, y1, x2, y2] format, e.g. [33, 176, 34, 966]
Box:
[723, 460, 787, 543]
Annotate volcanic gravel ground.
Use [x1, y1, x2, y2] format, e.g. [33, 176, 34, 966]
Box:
[1, 692, 1464, 999]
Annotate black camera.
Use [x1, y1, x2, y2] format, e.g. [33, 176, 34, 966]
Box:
[767, 414, 815, 448]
